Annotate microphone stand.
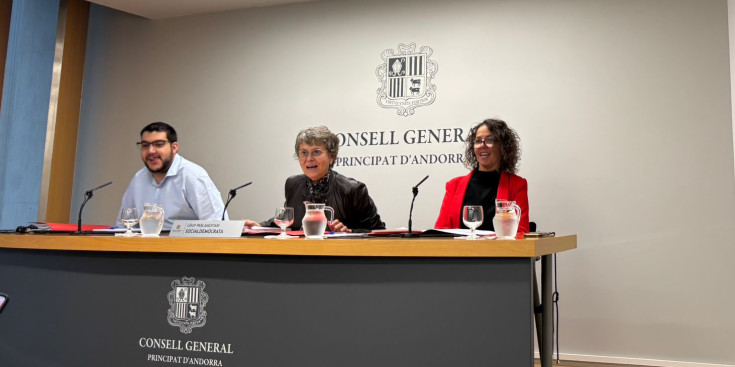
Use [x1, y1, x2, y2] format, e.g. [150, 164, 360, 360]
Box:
[402, 175, 429, 238]
[222, 182, 252, 220]
[74, 181, 112, 234]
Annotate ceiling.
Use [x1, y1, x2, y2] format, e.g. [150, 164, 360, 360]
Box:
[87, 0, 318, 20]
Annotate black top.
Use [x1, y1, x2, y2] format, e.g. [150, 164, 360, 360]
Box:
[461, 169, 501, 231]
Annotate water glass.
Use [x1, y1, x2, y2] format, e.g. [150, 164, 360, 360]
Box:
[462, 205, 484, 240]
[274, 207, 295, 239]
[120, 207, 139, 237]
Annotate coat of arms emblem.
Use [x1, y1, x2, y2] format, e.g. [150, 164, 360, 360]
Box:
[167, 277, 208, 334]
[376, 43, 438, 116]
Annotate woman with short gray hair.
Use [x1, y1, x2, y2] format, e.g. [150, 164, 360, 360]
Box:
[246, 126, 385, 232]
[292, 126, 340, 165]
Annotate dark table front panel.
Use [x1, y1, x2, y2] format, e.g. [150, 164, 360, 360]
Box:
[0, 248, 533, 367]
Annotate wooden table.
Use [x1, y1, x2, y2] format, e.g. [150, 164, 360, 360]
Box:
[0, 234, 575, 367]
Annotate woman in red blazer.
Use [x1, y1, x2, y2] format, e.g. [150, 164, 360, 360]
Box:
[435, 119, 529, 236]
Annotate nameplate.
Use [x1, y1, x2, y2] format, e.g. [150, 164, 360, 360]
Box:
[169, 220, 245, 238]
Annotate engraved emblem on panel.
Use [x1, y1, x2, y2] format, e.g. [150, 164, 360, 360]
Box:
[376, 42, 438, 116]
[167, 277, 208, 334]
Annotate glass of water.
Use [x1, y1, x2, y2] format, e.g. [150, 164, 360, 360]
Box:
[462, 205, 484, 240]
[274, 207, 295, 239]
[120, 207, 140, 237]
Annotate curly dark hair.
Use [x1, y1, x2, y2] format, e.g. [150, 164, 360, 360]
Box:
[293, 126, 340, 169]
[463, 118, 521, 174]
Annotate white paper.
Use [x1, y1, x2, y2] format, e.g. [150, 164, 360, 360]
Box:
[429, 228, 495, 236]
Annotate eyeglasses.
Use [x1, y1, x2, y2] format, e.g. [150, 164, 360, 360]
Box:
[473, 137, 495, 147]
[137, 140, 170, 150]
[297, 149, 326, 160]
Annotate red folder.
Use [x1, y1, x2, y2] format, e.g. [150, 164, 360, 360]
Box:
[31, 222, 110, 232]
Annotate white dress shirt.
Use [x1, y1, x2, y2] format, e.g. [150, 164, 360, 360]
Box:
[117, 154, 227, 230]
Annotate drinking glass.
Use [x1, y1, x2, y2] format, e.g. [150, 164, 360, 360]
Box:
[120, 207, 140, 237]
[462, 205, 484, 240]
[274, 207, 295, 239]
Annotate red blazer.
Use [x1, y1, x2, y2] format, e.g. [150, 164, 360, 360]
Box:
[434, 170, 530, 236]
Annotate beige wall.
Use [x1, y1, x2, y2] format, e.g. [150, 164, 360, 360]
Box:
[73, 0, 735, 364]
[731, 0, 735, 187]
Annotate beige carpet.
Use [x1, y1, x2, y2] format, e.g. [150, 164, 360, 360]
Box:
[535, 361, 645, 367]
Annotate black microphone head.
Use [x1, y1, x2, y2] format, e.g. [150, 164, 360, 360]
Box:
[232, 181, 253, 191]
[90, 181, 113, 192]
[413, 175, 429, 189]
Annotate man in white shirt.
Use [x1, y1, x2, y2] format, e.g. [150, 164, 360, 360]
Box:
[117, 122, 227, 230]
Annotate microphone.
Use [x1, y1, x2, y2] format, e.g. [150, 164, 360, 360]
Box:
[402, 175, 429, 238]
[76, 181, 112, 233]
[222, 182, 252, 220]
[414, 175, 429, 189]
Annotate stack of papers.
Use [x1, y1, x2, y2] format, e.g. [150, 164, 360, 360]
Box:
[241, 227, 495, 239]
[92, 228, 140, 234]
[421, 228, 495, 237]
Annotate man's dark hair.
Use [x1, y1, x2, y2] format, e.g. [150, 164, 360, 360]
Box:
[140, 122, 178, 143]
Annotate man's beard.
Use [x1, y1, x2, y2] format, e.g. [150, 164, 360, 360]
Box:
[145, 155, 173, 174]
